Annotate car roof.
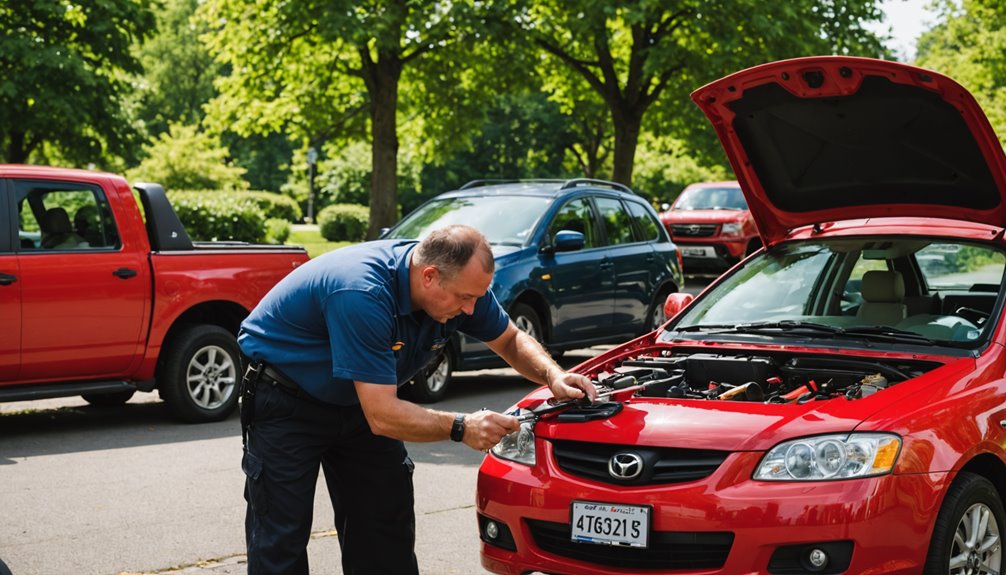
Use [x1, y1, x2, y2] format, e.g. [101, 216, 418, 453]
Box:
[433, 178, 639, 200]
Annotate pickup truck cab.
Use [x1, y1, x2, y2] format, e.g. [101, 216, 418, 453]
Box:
[0, 165, 308, 422]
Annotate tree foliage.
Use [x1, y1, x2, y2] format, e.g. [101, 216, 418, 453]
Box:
[0, 0, 155, 165]
[126, 124, 248, 190]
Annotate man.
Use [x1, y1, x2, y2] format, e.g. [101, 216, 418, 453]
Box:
[238, 224, 595, 574]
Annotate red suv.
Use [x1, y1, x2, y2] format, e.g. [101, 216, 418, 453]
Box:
[477, 57, 1006, 574]
[660, 181, 759, 272]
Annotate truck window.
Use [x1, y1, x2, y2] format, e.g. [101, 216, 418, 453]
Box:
[16, 182, 120, 251]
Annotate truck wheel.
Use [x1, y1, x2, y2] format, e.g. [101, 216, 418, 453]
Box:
[924, 472, 1004, 574]
[402, 348, 454, 404]
[81, 390, 136, 406]
[160, 325, 241, 423]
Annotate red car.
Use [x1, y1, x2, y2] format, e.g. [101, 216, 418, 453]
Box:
[477, 56, 1006, 574]
[659, 181, 760, 271]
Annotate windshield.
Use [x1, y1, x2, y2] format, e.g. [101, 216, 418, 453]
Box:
[384, 195, 552, 246]
[673, 186, 747, 211]
[666, 237, 1006, 347]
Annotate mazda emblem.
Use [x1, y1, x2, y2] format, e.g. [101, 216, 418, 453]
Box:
[608, 452, 644, 480]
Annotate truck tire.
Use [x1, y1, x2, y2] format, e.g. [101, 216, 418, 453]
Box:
[159, 325, 241, 423]
[401, 348, 454, 404]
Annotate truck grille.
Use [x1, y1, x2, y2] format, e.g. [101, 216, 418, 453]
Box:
[671, 223, 718, 237]
[549, 439, 727, 486]
[526, 519, 733, 570]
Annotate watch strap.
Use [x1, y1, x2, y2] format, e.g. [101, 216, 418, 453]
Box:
[450, 413, 465, 442]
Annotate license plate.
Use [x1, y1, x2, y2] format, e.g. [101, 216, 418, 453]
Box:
[682, 246, 715, 258]
[570, 501, 650, 548]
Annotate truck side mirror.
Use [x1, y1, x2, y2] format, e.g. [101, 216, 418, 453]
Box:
[663, 292, 694, 320]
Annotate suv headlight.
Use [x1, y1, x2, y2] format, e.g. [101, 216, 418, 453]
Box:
[721, 222, 742, 236]
[491, 421, 536, 466]
[754, 433, 901, 481]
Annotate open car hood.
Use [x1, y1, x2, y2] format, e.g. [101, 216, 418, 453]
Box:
[692, 56, 1006, 246]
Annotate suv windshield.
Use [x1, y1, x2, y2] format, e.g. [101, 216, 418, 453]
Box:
[666, 237, 1006, 347]
[384, 195, 552, 246]
[674, 186, 747, 211]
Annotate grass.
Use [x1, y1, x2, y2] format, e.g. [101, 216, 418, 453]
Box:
[287, 228, 354, 258]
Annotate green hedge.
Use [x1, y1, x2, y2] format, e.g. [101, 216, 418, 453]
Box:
[238, 191, 303, 222]
[168, 191, 266, 243]
[318, 204, 369, 242]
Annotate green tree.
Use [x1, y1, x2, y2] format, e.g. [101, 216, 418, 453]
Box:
[916, 0, 1006, 142]
[511, 0, 889, 186]
[0, 0, 155, 165]
[126, 124, 248, 190]
[200, 0, 482, 238]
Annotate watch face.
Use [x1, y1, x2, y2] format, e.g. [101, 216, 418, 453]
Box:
[451, 414, 465, 441]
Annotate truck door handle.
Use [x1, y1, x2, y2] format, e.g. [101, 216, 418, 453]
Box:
[0, 273, 16, 286]
[113, 267, 138, 279]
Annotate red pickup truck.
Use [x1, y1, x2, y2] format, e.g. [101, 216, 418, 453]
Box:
[0, 165, 308, 422]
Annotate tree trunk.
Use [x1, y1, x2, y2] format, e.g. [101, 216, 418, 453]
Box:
[366, 59, 401, 240]
[610, 109, 641, 188]
[6, 130, 29, 164]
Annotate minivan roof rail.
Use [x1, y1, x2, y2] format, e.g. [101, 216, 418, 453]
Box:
[559, 178, 633, 194]
[459, 178, 633, 194]
[459, 179, 565, 190]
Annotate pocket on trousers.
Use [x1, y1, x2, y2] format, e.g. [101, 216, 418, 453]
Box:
[242, 449, 269, 517]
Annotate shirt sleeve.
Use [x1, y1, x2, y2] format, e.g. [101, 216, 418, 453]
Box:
[323, 288, 398, 385]
[458, 288, 510, 342]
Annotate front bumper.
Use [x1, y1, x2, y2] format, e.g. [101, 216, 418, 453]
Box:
[477, 441, 948, 575]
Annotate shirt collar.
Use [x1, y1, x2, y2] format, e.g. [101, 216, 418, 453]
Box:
[395, 242, 417, 316]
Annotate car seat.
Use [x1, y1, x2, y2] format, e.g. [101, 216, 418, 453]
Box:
[856, 270, 907, 326]
[41, 207, 86, 249]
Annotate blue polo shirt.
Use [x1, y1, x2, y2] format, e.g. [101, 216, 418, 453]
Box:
[238, 240, 509, 405]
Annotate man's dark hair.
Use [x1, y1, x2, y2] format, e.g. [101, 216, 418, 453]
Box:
[413, 225, 494, 281]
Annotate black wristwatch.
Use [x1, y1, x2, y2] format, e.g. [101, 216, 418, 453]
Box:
[450, 413, 466, 442]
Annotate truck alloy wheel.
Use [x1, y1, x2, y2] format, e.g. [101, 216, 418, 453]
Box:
[160, 325, 241, 423]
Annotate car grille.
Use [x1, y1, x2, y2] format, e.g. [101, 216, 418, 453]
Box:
[671, 223, 718, 237]
[550, 439, 728, 486]
[526, 519, 733, 570]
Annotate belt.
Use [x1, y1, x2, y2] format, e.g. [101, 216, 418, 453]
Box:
[256, 363, 323, 404]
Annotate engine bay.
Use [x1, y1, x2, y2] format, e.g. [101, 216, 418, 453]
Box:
[588, 349, 943, 404]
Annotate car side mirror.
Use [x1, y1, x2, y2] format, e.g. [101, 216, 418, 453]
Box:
[551, 230, 585, 253]
[378, 227, 390, 239]
[660, 202, 671, 212]
[663, 292, 694, 320]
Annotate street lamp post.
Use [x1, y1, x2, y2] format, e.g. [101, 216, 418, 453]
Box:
[306, 146, 318, 224]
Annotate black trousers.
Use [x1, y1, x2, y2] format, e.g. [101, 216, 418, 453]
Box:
[243, 380, 419, 575]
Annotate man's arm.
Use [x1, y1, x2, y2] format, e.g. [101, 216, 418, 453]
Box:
[354, 381, 519, 451]
[485, 323, 597, 402]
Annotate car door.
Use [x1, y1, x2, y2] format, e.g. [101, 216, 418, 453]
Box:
[539, 195, 615, 342]
[0, 179, 22, 381]
[15, 179, 149, 381]
[593, 196, 653, 334]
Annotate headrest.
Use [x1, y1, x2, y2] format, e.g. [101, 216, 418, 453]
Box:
[861, 270, 905, 303]
[43, 207, 72, 234]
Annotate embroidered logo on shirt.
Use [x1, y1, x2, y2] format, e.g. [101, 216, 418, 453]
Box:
[392, 341, 404, 351]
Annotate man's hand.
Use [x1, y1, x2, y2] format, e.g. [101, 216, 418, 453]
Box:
[547, 371, 597, 402]
[462, 410, 520, 451]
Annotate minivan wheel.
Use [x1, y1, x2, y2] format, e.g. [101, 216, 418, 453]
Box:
[404, 348, 453, 404]
[924, 472, 1004, 575]
[646, 288, 674, 331]
[511, 303, 543, 343]
[159, 325, 241, 423]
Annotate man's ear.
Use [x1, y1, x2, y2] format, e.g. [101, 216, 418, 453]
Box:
[420, 265, 438, 287]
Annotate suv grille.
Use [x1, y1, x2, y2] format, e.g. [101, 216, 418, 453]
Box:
[671, 223, 718, 237]
[550, 439, 727, 486]
[527, 519, 733, 570]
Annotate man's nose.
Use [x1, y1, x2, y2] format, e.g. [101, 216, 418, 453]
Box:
[461, 300, 476, 315]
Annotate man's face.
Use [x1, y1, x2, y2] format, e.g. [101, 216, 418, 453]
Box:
[423, 257, 493, 323]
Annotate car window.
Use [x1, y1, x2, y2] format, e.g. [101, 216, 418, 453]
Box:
[674, 186, 747, 211]
[547, 197, 597, 249]
[915, 243, 1006, 291]
[594, 197, 635, 246]
[385, 195, 551, 246]
[16, 182, 120, 251]
[626, 200, 662, 242]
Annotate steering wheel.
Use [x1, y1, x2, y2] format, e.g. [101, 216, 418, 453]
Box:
[955, 306, 989, 326]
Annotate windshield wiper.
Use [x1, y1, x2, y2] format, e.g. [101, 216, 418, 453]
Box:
[674, 321, 845, 336]
[840, 326, 936, 345]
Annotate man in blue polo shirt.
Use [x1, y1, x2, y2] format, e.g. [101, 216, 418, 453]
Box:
[238, 224, 595, 575]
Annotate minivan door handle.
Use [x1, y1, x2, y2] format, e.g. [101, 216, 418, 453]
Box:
[0, 273, 16, 286]
[112, 267, 138, 279]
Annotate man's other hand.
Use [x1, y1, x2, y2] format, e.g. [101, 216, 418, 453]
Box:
[547, 372, 597, 403]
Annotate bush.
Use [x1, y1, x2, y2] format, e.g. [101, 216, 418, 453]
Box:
[167, 191, 267, 243]
[239, 191, 303, 222]
[264, 218, 292, 244]
[318, 204, 369, 242]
